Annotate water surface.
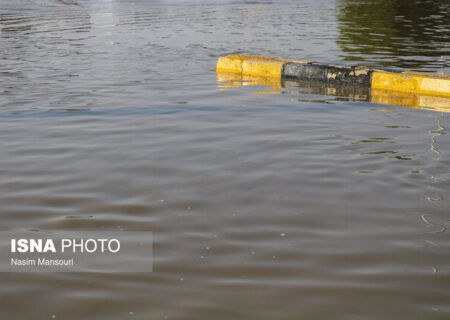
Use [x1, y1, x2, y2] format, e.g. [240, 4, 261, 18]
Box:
[0, 0, 449, 319]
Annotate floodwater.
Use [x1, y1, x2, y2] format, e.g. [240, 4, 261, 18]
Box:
[0, 0, 449, 319]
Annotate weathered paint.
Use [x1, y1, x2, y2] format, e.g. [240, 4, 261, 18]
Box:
[242, 60, 284, 78]
[283, 63, 371, 86]
[216, 55, 306, 78]
[217, 55, 371, 85]
[216, 56, 244, 74]
[216, 54, 309, 74]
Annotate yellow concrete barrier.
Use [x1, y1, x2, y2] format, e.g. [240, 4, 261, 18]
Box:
[216, 54, 309, 78]
[371, 71, 450, 97]
[216, 54, 450, 98]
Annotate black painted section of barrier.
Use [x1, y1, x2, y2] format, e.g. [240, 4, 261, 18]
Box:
[282, 63, 372, 87]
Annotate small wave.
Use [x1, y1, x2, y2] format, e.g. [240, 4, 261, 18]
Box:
[29, 0, 78, 6]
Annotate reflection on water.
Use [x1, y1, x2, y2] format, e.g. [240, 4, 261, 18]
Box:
[429, 113, 445, 157]
[371, 89, 450, 113]
[217, 71, 450, 112]
[337, 0, 450, 72]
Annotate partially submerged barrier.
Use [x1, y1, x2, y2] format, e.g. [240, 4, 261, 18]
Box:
[217, 54, 450, 97]
[216, 54, 450, 112]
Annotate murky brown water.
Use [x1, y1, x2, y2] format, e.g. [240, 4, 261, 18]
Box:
[0, 0, 449, 319]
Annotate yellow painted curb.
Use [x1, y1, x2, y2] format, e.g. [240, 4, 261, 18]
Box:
[216, 54, 309, 78]
[372, 71, 450, 97]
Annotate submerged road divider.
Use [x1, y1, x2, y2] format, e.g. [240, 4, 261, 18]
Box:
[216, 54, 450, 97]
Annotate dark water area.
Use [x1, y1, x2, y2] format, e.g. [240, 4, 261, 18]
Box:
[0, 0, 449, 319]
[337, 0, 450, 70]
